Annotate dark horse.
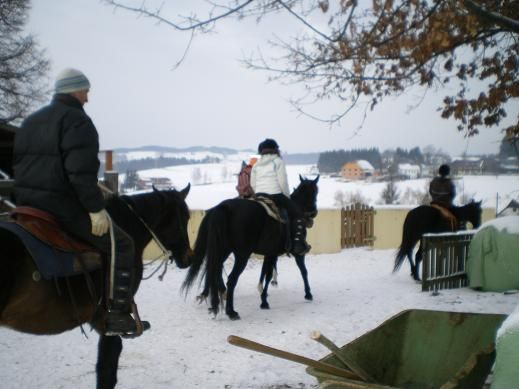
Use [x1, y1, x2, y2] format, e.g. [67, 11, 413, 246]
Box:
[183, 175, 319, 320]
[393, 200, 482, 280]
[0, 186, 191, 389]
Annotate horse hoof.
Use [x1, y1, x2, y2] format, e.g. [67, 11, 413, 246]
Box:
[271, 281, 278, 287]
[305, 294, 313, 301]
[260, 302, 270, 309]
[197, 295, 208, 304]
[228, 312, 240, 320]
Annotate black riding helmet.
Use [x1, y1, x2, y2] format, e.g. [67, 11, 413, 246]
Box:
[439, 164, 450, 177]
[258, 138, 280, 155]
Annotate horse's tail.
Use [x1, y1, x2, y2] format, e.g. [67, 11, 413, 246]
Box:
[393, 211, 415, 273]
[182, 209, 212, 293]
[393, 244, 408, 273]
[204, 205, 230, 314]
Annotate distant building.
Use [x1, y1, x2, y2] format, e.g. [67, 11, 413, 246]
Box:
[498, 200, 519, 217]
[451, 159, 483, 175]
[136, 177, 172, 190]
[340, 160, 375, 180]
[397, 163, 421, 179]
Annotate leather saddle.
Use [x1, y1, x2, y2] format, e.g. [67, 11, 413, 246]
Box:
[252, 196, 287, 224]
[430, 203, 458, 230]
[0, 206, 103, 279]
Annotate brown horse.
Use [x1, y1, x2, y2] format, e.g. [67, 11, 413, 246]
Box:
[0, 186, 191, 389]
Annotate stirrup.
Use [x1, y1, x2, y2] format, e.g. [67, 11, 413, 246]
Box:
[105, 302, 150, 338]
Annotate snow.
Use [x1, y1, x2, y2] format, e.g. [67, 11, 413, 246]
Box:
[498, 303, 519, 340]
[1, 248, 518, 388]
[126, 162, 518, 212]
[2, 162, 518, 387]
[477, 215, 519, 235]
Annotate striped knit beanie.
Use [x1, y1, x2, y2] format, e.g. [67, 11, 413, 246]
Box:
[54, 68, 90, 94]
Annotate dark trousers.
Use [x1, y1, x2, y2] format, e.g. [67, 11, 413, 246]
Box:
[60, 213, 135, 309]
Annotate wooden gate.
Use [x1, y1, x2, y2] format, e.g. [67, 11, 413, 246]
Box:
[421, 232, 476, 292]
[341, 203, 375, 248]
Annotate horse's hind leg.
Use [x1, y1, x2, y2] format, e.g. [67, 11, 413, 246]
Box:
[294, 255, 312, 300]
[96, 335, 122, 389]
[260, 256, 277, 310]
[413, 246, 423, 282]
[225, 256, 248, 320]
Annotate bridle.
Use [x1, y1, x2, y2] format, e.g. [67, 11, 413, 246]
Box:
[119, 197, 178, 281]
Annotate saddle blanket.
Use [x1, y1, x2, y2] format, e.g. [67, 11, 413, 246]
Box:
[0, 220, 100, 280]
[252, 196, 287, 224]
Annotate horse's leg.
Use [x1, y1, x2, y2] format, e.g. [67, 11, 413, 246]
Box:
[414, 245, 423, 281]
[294, 254, 313, 300]
[260, 256, 277, 310]
[225, 256, 248, 320]
[96, 335, 123, 389]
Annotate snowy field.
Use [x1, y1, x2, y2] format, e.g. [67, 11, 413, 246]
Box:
[1, 248, 518, 389]
[132, 161, 518, 213]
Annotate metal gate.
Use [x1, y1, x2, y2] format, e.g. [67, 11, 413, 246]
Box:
[341, 203, 375, 248]
[421, 232, 476, 292]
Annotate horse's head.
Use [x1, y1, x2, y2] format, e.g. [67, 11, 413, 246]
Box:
[291, 174, 319, 227]
[146, 184, 192, 268]
[466, 199, 482, 229]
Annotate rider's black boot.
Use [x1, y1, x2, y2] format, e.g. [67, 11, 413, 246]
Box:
[291, 218, 311, 256]
[105, 270, 150, 337]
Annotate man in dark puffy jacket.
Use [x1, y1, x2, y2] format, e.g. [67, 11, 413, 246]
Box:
[13, 68, 148, 337]
[429, 164, 456, 208]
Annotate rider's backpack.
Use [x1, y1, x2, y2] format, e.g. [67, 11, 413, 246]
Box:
[236, 161, 254, 198]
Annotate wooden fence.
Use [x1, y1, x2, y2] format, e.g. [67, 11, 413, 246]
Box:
[421, 232, 476, 292]
[341, 203, 375, 248]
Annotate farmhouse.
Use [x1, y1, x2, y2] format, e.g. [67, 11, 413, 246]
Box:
[340, 160, 375, 180]
[397, 163, 421, 179]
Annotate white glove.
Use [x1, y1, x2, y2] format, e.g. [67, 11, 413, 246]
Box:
[89, 209, 110, 237]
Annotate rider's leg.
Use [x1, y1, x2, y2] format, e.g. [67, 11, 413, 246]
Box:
[60, 216, 149, 337]
[271, 194, 311, 256]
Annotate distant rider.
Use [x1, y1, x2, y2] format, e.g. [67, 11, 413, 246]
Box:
[13, 68, 148, 337]
[429, 164, 456, 208]
[250, 138, 310, 256]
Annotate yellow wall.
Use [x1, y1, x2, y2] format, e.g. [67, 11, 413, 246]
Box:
[306, 209, 343, 254]
[143, 206, 495, 259]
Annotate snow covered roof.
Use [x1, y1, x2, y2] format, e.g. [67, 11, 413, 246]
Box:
[356, 160, 375, 171]
[398, 163, 420, 171]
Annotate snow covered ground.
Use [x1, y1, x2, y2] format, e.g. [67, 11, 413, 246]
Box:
[1, 248, 517, 388]
[131, 162, 518, 213]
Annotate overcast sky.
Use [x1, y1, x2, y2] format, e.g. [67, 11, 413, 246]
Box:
[26, 0, 517, 156]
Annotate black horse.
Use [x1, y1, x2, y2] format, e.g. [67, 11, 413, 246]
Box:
[393, 200, 482, 280]
[258, 254, 312, 309]
[183, 175, 319, 320]
[0, 186, 191, 389]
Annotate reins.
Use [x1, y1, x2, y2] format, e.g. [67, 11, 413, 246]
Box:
[119, 197, 174, 281]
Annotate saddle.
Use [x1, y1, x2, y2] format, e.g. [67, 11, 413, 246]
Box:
[251, 196, 287, 224]
[0, 206, 102, 279]
[430, 203, 457, 230]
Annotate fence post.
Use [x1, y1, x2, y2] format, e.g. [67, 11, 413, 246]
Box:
[102, 150, 118, 194]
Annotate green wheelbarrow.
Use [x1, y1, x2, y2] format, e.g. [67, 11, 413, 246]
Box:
[307, 309, 506, 388]
[228, 309, 506, 389]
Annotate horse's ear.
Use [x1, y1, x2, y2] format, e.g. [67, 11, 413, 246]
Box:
[313, 174, 320, 184]
[152, 184, 159, 192]
[180, 183, 191, 199]
[299, 174, 305, 182]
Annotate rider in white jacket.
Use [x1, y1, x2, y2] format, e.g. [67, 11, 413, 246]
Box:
[250, 138, 310, 256]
